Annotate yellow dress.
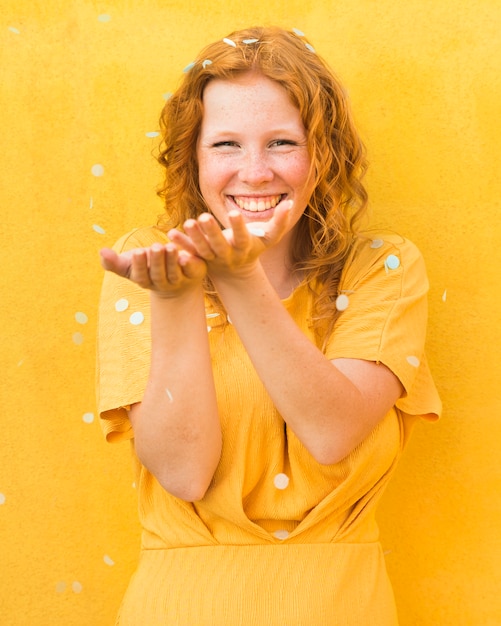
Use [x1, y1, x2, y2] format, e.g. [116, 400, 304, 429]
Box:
[97, 226, 441, 625]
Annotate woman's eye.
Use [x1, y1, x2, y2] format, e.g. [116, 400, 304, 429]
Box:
[213, 141, 238, 148]
[271, 139, 296, 147]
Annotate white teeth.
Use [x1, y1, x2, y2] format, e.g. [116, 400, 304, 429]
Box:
[233, 195, 283, 212]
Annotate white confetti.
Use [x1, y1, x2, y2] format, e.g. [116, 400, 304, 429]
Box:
[206, 312, 220, 318]
[72, 332, 84, 345]
[93, 224, 106, 234]
[165, 388, 174, 403]
[242, 38, 259, 44]
[115, 298, 129, 312]
[202, 59, 213, 68]
[273, 529, 289, 540]
[0, 493, 5, 505]
[385, 254, 400, 271]
[162, 92, 173, 100]
[91, 163, 104, 177]
[207, 325, 212, 333]
[129, 311, 144, 325]
[246, 225, 266, 237]
[145, 131, 159, 138]
[75, 312, 88, 324]
[103, 555, 115, 566]
[98, 14, 111, 22]
[305, 43, 316, 53]
[8, 26, 20, 34]
[55, 582, 66, 593]
[183, 61, 196, 73]
[442, 289, 447, 302]
[82, 412, 94, 424]
[273, 473, 290, 489]
[72, 581, 83, 594]
[406, 355, 420, 368]
[370, 238, 384, 249]
[335, 294, 350, 311]
[89, 196, 94, 209]
[292, 28, 305, 36]
[223, 37, 236, 47]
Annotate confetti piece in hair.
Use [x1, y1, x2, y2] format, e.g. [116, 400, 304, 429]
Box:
[202, 59, 213, 68]
[206, 312, 220, 318]
[165, 388, 174, 403]
[242, 38, 259, 44]
[292, 28, 305, 36]
[93, 224, 106, 234]
[406, 355, 420, 368]
[370, 238, 384, 249]
[8, 26, 20, 34]
[162, 92, 173, 100]
[305, 43, 316, 53]
[385, 254, 400, 271]
[335, 294, 350, 311]
[223, 37, 237, 47]
[183, 61, 196, 73]
[442, 289, 447, 302]
[246, 225, 266, 237]
[91, 163, 104, 176]
[145, 131, 159, 137]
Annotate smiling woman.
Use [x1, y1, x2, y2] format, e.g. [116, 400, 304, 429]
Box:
[96, 25, 441, 625]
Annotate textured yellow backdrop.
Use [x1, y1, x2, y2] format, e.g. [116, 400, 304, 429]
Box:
[2, 1, 500, 624]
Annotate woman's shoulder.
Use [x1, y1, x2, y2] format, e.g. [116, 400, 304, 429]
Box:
[112, 225, 169, 253]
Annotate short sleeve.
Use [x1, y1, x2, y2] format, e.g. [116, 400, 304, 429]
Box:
[325, 234, 441, 421]
[96, 226, 168, 442]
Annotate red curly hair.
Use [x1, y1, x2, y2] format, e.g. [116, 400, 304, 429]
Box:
[156, 26, 369, 342]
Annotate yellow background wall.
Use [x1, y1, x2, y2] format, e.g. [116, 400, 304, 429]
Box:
[1, 1, 500, 624]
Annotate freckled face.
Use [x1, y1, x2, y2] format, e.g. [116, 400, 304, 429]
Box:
[196, 73, 315, 237]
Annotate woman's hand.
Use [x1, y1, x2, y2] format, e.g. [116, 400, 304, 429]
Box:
[168, 200, 293, 279]
[99, 243, 207, 298]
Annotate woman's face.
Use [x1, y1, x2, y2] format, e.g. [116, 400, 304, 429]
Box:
[196, 73, 315, 240]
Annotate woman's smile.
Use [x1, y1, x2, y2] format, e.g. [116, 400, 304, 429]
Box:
[197, 72, 315, 235]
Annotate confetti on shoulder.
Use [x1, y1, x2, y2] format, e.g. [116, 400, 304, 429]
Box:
[223, 37, 236, 47]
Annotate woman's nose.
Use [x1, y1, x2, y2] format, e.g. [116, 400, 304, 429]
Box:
[238, 151, 274, 185]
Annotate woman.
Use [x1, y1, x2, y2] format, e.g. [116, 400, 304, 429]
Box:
[97, 26, 441, 625]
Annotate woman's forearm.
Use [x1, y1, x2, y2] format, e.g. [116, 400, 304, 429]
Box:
[130, 287, 221, 501]
[212, 264, 399, 465]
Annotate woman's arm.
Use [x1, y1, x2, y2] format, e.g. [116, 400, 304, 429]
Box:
[100, 244, 221, 500]
[169, 210, 403, 465]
